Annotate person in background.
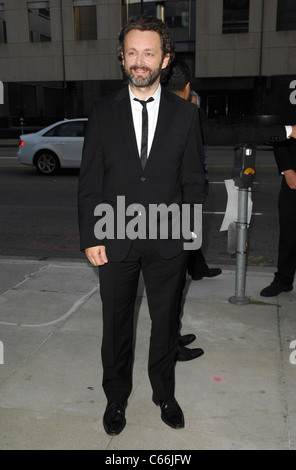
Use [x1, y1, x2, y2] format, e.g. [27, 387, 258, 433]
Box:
[165, 57, 296, 285]
[188, 88, 222, 282]
[165, 57, 296, 360]
[260, 101, 296, 297]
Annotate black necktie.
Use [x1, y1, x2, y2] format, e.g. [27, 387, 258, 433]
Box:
[134, 97, 154, 169]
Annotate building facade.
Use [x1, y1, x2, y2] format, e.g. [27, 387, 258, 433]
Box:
[194, 0, 296, 119]
[0, 0, 295, 131]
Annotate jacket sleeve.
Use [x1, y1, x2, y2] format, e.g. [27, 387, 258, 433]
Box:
[273, 141, 295, 174]
[181, 106, 207, 232]
[78, 103, 105, 251]
[200, 109, 287, 146]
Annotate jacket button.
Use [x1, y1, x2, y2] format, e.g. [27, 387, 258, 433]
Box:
[141, 176, 146, 182]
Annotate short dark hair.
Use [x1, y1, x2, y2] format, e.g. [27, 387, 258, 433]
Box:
[117, 14, 175, 82]
[164, 57, 191, 92]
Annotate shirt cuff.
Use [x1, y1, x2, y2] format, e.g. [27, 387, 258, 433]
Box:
[285, 125, 292, 138]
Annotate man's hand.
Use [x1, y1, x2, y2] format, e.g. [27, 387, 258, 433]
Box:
[290, 125, 296, 139]
[85, 245, 108, 266]
[284, 169, 296, 190]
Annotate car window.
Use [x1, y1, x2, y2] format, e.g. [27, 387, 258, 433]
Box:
[44, 121, 86, 137]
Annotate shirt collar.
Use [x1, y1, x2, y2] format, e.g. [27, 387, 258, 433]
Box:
[129, 84, 161, 106]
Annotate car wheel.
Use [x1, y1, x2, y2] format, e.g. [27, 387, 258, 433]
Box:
[35, 151, 60, 175]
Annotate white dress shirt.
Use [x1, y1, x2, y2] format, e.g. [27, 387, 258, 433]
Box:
[129, 85, 161, 159]
[286, 125, 292, 137]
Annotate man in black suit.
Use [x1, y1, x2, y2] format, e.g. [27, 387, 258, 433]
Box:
[78, 16, 206, 435]
[260, 102, 296, 297]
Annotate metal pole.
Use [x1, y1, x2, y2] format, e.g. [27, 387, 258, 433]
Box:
[229, 188, 250, 305]
[60, 0, 67, 118]
[258, 0, 265, 115]
[259, 0, 265, 80]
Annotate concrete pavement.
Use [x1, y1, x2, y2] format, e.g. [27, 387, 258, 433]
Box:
[0, 256, 295, 450]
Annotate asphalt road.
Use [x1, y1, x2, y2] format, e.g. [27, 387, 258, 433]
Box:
[0, 144, 281, 268]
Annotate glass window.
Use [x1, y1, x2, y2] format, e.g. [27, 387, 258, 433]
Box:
[165, 1, 194, 42]
[44, 87, 64, 118]
[277, 0, 296, 31]
[121, 0, 155, 21]
[45, 121, 86, 137]
[8, 83, 37, 117]
[73, 0, 97, 40]
[0, 4, 7, 43]
[121, 1, 195, 43]
[223, 0, 249, 34]
[28, 1, 51, 42]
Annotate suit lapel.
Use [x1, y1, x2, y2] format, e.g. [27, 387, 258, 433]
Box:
[112, 87, 142, 168]
[145, 88, 175, 171]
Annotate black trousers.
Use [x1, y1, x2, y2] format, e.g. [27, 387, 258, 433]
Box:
[187, 248, 208, 277]
[99, 239, 189, 403]
[275, 178, 296, 286]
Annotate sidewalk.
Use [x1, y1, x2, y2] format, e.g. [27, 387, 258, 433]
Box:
[0, 256, 295, 450]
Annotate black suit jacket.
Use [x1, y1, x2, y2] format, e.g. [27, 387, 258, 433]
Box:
[78, 86, 206, 261]
[273, 103, 296, 173]
[198, 108, 287, 146]
[273, 139, 296, 173]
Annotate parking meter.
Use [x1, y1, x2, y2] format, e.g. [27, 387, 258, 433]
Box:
[232, 143, 256, 189]
[229, 143, 256, 306]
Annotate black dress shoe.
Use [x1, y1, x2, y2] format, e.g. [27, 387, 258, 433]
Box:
[179, 333, 196, 346]
[103, 401, 127, 435]
[177, 344, 204, 361]
[190, 268, 222, 281]
[260, 282, 293, 297]
[153, 396, 184, 429]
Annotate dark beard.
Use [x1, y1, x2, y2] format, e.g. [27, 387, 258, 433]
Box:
[127, 65, 162, 88]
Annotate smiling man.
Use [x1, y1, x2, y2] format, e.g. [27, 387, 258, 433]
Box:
[78, 15, 206, 435]
[123, 29, 165, 89]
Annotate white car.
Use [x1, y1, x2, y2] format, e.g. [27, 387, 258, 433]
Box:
[17, 118, 87, 175]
